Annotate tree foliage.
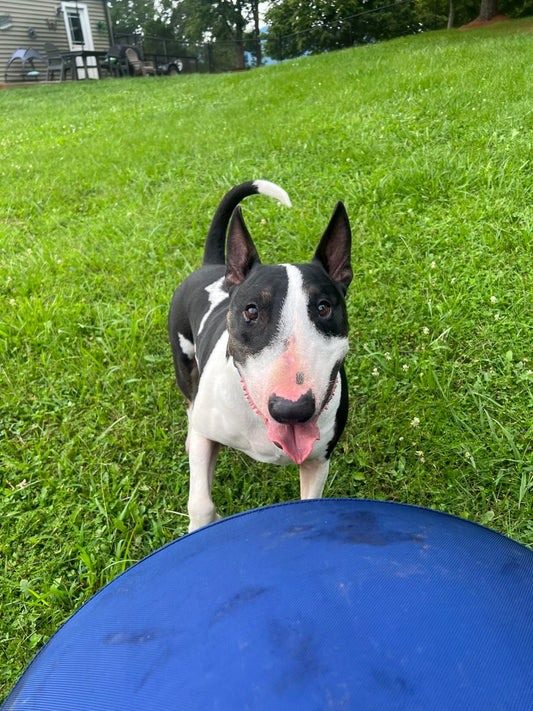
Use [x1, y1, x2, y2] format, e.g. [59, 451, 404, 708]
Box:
[482, 0, 533, 20]
[108, 0, 158, 35]
[264, 0, 533, 60]
[109, 0, 261, 68]
[173, 0, 262, 68]
[264, 0, 442, 59]
[107, 0, 533, 66]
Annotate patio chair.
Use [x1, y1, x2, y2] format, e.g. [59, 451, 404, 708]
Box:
[44, 42, 71, 81]
[98, 45, 127, 78]
[124, 47, 156, 77]
[4, 48, 45, 82]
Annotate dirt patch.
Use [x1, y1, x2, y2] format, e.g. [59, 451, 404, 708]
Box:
[459, 15, 510, 30]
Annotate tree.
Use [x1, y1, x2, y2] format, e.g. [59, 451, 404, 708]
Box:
[160, 0, 262, 69]
[463, 0, 533, 26]
[108, 0, 158, 36]
[448, 0, 455, 28]
[478, 0, 499, 20]
[265, 0, 433, 60]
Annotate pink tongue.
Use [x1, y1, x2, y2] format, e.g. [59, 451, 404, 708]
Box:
[266, 420, 320, 465]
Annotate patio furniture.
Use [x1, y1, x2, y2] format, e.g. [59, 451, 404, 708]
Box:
[44, 42, 71, 82]
[98, 45, 128, 78]
[4, 48, 45, 82]
[60, 50, 106, 80]
[125, 47, 156, 76]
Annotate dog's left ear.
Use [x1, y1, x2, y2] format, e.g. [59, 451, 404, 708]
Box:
[225, 207, 262, 287]
[313, 201, 352, 293]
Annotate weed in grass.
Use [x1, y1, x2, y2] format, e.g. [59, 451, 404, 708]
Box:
[1, 22, 533, 699]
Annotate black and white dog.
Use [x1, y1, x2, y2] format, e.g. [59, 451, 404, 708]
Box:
[168, 181, 352, 531]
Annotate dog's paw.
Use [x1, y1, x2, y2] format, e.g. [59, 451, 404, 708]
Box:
[188, 506, 220, 533]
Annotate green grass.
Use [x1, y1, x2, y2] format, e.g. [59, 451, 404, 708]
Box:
[1, 20, 533, 697]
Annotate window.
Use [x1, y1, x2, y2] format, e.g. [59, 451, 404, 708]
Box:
[67, 11, 84, 45]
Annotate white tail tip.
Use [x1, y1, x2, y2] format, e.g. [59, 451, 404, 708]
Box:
[253, 180, 292, 208]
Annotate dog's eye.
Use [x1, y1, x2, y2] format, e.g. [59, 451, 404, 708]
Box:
[317, 300, 331, 318]
[243, 304, 259, 322]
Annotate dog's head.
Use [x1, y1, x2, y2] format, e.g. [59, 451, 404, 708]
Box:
[225, 203, 352, 464]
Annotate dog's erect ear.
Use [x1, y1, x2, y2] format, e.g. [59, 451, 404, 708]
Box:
[225, 207, 261, 287]
[313, 201, 352, 292]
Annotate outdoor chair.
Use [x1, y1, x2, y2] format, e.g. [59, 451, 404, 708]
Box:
[4, 48, 45, 82]
[124, 47, 156, 77]
[44, 42, 71, 81]
[99, 45, 127, 78]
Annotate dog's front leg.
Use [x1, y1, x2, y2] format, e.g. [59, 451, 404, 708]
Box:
[187, 429, 221, 532]
[299, 458, 330, 500]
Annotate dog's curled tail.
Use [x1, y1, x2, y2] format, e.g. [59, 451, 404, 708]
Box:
[202, 180, 291, 266]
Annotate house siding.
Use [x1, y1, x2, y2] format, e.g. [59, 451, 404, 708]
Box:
[1, 0, 111, 82]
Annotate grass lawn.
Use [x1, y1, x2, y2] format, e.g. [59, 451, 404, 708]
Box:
[1, 19, 532, 697]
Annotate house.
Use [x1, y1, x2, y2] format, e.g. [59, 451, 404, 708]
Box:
[1, 1, 113, 82]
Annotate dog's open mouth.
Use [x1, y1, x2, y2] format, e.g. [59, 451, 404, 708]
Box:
[239, 375, 333, 465]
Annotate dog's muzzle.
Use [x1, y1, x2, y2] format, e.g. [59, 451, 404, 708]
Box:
[268, 391, 316, 424]
[239, 369, 340, 465]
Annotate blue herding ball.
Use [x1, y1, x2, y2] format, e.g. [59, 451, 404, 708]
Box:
[3, 499, 532, 710]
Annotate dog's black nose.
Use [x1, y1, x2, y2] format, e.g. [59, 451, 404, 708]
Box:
[268, 391, 316, 424]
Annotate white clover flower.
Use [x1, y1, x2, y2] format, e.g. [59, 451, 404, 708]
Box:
[410, 417, 420, 428]
[490, 296, 497, 304]
[402, 364, 409, 372]
[494, 313, 500, 321]
[371, 367, 379, 377]
[384, 352, 391, 361]
[423, 327, 430, 335]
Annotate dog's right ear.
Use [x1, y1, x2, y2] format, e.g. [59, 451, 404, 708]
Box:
[225, 207, 261, 287]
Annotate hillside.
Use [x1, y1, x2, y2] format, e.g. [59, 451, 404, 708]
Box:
[1, 21, 532, 698]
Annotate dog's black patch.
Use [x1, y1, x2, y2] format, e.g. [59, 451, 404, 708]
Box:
[226, 265, 288, 365]
[326, 365, 349, 458]
[298, 262, 350, 339]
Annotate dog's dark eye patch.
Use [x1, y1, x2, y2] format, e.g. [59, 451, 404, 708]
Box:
[298, 264, 349, 338]
[228, 265, 288, 363]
